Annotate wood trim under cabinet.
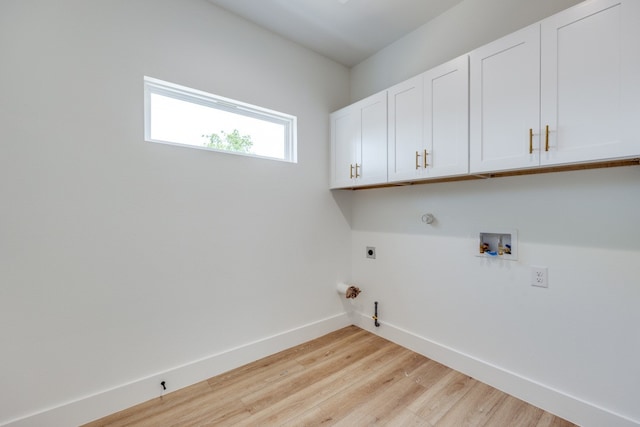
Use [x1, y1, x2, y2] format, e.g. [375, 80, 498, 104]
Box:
[334, 158, 640, 191]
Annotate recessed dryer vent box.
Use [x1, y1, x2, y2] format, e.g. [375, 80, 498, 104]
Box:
[477, 229, 518, 260]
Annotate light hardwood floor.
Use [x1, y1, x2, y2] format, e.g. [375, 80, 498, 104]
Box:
[83, 326, 575, 426]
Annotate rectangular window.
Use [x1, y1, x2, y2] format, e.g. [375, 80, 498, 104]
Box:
[144, 77, 297, 162]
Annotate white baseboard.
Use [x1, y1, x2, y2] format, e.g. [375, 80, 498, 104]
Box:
[2, 313, 351, 427]
[7, 311, 637, 427]
[352, 312, 639, 427]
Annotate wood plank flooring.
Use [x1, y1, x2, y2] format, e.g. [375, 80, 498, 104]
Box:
[83, 326, 575, 426]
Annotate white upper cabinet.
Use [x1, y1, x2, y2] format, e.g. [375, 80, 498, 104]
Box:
[332, 0, 640, 188]
[330, 91, 387, 189]
[540, 0, 640, 166]
[471, 0, 640, 174]
[388, 75, 424, 182]
[388, 55, 469, 182]
[424, 55, 469, 178]
[331, 105, 358, 189]
[470, 24, 541, 174]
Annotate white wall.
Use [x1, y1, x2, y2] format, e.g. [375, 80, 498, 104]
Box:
[0, 0, 352, 425]
[347, 0, 640, 425]
[350, 168, 640, 425]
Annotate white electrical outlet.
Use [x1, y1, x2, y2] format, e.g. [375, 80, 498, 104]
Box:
[531, 266, 548, 288]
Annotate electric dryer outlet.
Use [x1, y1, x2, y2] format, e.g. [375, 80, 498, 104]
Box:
[366, 247, 376, 259]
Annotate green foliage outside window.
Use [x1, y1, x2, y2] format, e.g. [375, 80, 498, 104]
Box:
[202, 129, 253, 153]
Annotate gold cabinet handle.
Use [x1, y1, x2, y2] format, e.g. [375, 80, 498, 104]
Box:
[423, 149, 429, 168]
[349, 164, 354, 179]
[529, 128, 534, 154]
[415, 151, 421, 170]
[545, 125, 550, 152]
[355, 163, 360, 178]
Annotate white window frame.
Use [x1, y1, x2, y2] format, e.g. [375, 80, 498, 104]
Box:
[144, 76, 297, 163]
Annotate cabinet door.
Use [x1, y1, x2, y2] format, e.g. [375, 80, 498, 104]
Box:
[330, 92, 387, 189]
[540, 0, 640, 166]
[388, 75, 424, 182]
[330, 106, 358, 189]
[358, 92, 388, 186]
[424, 55, 469, 178]
[470, 24, 541, 173]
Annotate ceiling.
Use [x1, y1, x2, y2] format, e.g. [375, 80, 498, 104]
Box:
[207, 0, 465, 67]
